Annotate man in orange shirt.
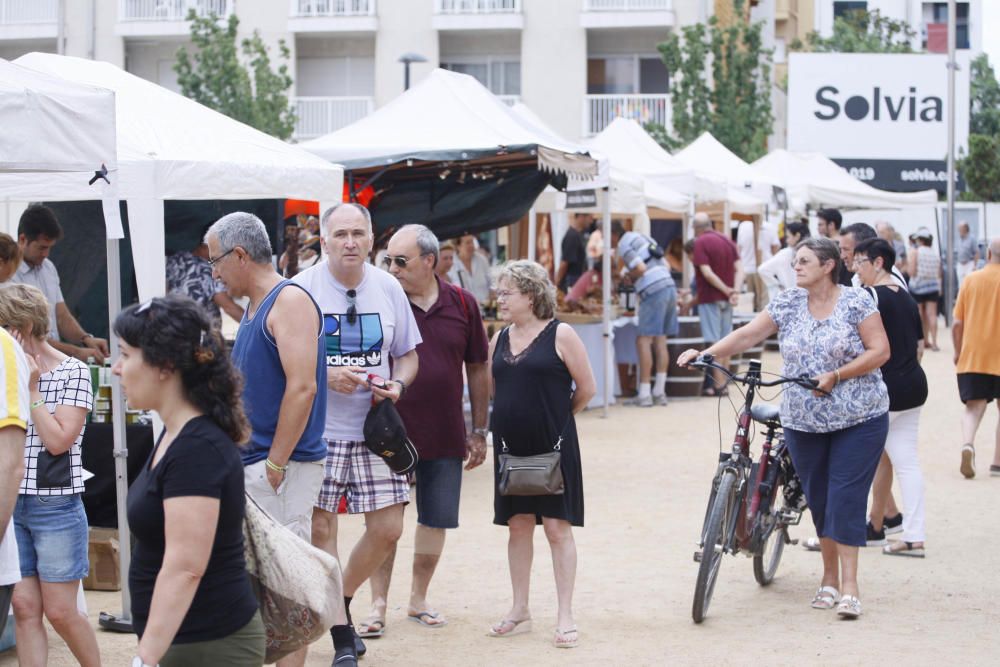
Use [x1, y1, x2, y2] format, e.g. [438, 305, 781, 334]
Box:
[953, 238, 1000, 479]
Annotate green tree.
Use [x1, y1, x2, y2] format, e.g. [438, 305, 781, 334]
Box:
[959, 134, 1000, 201]
[970, 54, 1000, 137]
[174, 11, 295, 140]
[791, 9, 915, 53]
[656, 0, 773, 161]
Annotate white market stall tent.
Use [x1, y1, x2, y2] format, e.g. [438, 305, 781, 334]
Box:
[752, 149, 938, 213]
[8, 52, 345, 630]
[675, 132, 775, 215]
[12, 52, 345, 301]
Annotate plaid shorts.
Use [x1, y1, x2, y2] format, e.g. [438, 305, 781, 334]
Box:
[316, 439, 410, 514]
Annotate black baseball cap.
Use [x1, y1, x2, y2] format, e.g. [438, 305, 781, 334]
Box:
[363, 400, 419, 475]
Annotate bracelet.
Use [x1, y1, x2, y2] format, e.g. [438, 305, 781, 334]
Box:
[30, 398, 45, 410]
[834, 369, 841, 385]
[80, 333, 94, 345]
[472, 427, 489, 438]
[264, 458, 287, 473]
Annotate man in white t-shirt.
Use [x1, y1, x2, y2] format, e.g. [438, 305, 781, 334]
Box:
[292, 203, 421, 660]
[737, 220, 774, 311]
[0, 328, 30, 637]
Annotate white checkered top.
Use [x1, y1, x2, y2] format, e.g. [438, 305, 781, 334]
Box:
[20, 357, 93, 495]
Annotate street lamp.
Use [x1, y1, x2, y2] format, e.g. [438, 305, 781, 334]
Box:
[398, 52, 428, 91]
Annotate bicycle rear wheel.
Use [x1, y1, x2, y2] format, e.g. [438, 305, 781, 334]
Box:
[753, 470, 787, 586]
[692, 470, 737, 623]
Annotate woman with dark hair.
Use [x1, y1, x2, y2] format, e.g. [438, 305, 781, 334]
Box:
[758, 221, 811, 300]
[852, 238, 928, 557]
[907, 230, 942, 350]
[678, 237, 890, 619]
[113, 295, 264, 667]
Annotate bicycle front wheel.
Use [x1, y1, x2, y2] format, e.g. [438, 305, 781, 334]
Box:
[693, 469, 737, 624]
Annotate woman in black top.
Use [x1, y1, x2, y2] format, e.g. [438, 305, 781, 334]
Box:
[853, 239, 928, 557]
[112, 295, 264, 666]
[487, 261, 595, 648]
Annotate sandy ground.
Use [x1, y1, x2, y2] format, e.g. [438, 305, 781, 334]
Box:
[2, 327, 999, 666]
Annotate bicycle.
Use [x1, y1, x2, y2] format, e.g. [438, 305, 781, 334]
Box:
[688, 354, 819, 624]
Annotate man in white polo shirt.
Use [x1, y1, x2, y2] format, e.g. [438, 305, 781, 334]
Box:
[13, 205, 110, 363]
[0, 327, 30, 638]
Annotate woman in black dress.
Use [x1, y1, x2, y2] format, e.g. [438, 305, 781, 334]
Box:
[487, 260, 595, 649]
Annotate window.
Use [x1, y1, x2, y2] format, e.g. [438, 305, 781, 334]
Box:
[587, 56, 668, 95]
[924, 2, 970, 50]
[441, 59, 521, 95]
[833, 1, 867, 20]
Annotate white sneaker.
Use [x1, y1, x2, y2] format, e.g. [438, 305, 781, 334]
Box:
[652, 393, 668, 406]
[637, 395, 653, 407]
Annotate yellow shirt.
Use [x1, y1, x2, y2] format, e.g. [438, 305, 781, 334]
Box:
[954, 264, 1000, 376]
[0, 327, 29, 430]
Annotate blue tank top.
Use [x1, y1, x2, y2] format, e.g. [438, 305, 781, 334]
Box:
[231, 280, 327, 465]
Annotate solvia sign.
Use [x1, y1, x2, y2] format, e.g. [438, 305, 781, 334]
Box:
[788, 53, 969, 184]
[813, 86, 943, 123]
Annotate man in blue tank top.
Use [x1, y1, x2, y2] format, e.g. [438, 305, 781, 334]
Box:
[206, 212, 355, 666]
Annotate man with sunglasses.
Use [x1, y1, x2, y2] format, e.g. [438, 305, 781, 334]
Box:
[352, 224, 489, 636]
[292, 203, 421, 662]
[205, 212, 353, 666]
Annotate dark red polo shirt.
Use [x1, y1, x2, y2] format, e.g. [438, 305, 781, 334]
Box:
[693, 230, 739, 304]
[396, 275, 489, 459]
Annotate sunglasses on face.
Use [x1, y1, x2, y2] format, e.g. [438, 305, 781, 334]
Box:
[381, 252, 432, 269]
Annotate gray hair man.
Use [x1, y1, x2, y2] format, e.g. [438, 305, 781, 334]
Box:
[841, 223, 907, 289]
[354, 224, 489, 634]
[956, 222, 981, 288]
[292, 203, 422, 661]
[206, 212, 352, 666]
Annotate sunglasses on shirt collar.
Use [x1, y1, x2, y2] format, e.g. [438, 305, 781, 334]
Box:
[346, 289, 357, 325]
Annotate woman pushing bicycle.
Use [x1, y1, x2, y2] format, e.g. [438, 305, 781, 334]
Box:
[677, 237, 890, 620]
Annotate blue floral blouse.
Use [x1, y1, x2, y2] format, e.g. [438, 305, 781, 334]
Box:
[766, 287, 889, 433]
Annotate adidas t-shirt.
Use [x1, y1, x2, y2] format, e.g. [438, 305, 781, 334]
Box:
[293, 263, 422, 441]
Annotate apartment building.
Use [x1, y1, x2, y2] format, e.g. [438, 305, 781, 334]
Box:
[0, 1, 982, 146]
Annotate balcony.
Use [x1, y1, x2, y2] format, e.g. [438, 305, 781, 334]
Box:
[288, 0, 377, 33]
[580, 0, 674, 29]
[0, 0, 58, 40]
[584, 94, 670, 136]
[292, 96, 374, 141]
[116, 0, 233, 38]
[433, 0, 523, 31]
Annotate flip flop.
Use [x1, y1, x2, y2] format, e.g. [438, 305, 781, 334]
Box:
[408, 610, 448, 629]
[487, 618, 531, 638]
[554, 627, 579, 649]
[883, 541, 926, 558]
[356, 618, 385, 638]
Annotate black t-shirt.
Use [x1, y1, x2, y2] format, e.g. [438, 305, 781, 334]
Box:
[126, 416, 257, 643]
[838, 259, 854, 287]
[560, 227, 587, 291]
[866, 285, 928, 412]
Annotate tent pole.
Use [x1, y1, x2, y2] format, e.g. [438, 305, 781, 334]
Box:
[98, 237, 133, 632]
[527, 206, 537, 262]
[944, 0, 957, 328]
[601, 187, 612, 417]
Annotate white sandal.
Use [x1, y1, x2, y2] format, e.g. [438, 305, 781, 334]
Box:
[837, 595, 862, 619]
[810, 586, 839, 610]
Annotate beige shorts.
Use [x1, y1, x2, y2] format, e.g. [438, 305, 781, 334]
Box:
[244, 460, 325, 542]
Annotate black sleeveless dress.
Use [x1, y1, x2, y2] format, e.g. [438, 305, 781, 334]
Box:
[491, 320, 584, 527]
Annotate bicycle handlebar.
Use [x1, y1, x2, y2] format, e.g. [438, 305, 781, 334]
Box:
[690, 354, 823, 392]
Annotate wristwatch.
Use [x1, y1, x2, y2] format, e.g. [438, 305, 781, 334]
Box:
[472, 427, 489, 438]
[80, 333, 96, 345]
[393, 379, 407, 396]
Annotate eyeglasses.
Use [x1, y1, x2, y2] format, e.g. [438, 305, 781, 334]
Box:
[852, 257, 872, 268]
[346, 289, 357, 325]
[382, 252, 432, 269]
[208, 247, 236, 266]
[495, 290, 520, 300]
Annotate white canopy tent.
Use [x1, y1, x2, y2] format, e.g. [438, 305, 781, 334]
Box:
[12, 52, 345, 300]
[752, 149, 938, 213]
[675, 132, 774, 215]
[8, 52, 345, 630]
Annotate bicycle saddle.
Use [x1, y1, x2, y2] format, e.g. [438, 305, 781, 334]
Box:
[750, 403, 781, 428]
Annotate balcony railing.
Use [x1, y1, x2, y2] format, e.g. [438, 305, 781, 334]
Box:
[293, 96, 374, 140]
[118, 0, 233, 22]
[290, 0, 375, 17]
[435, 0, 521, 14]
[0, 0, 57, 24]
[583, 0, 671, 10]
[584, 94, 670, 136]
